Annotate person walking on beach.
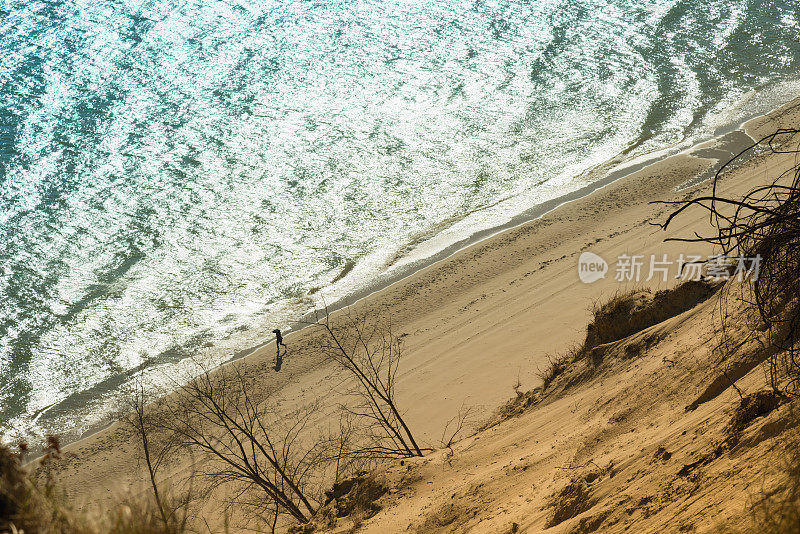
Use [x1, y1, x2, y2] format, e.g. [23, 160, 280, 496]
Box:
[272, 328, 287, 371]
[273, 328, 286, 349]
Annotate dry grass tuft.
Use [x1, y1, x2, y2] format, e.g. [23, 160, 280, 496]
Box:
[0, 438, 191, 534]
[541, 279, 719, 390]
[494, 389, 540, 424]
[536, 352, 574, 389]
[0, 438, 81, 534]
[0, 443, 29, 529]
[327, 474, 387, 519]
[729, 390, 784, 435]
[584, 280, 719, 352]
[493, 280, 720, 424]
[545, 478, 597, 528]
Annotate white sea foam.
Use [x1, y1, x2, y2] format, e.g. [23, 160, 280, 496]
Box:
[1, 0, 799, 440]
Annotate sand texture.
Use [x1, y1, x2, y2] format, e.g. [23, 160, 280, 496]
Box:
[47, 97, 800, 533]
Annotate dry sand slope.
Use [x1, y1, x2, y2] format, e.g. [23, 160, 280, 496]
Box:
[346, 285, 795, 534]
[53, 96, 800, 533]
[308, 102, 800, 532]
[292, 101, 800, 533]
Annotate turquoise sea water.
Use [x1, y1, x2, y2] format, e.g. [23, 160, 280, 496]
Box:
[1, 0, 800, 440]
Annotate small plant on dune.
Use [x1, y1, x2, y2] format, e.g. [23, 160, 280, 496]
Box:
[489, 384, 539, 426]
[536, 353, 572, 390]
[438, 403, 476, 465]
[728, 390, 785, 435]
[439, 402, 475, 451]
[329, 474, 387, 520]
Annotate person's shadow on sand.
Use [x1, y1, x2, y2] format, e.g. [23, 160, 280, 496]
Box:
[274, 348, 284, 372]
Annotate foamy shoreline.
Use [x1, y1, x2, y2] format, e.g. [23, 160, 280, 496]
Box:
[33, 90, 799, 452]
[43, 92, 800, 532]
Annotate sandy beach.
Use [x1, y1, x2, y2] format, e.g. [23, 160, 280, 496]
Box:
[42, 94, 800, 532]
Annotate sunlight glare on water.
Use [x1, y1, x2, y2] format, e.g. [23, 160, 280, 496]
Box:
[1, 0, 799, 439]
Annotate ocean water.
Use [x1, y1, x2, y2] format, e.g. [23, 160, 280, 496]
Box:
[1, 0, 800, 441]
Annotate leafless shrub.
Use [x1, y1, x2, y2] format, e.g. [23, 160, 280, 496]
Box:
[123, 374, 182, 528]
[156, 363, 322, 527]
[439, 403, 475, 450]
[308, 308, 424, 458]
[655, 128, 800, 394]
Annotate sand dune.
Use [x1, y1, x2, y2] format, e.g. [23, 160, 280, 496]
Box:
[45, 97, 800, 533]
